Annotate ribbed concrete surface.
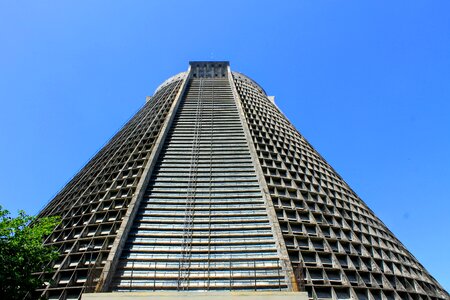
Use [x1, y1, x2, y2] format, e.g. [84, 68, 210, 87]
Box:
[111, 77, 288, 291]
[82, 291, 309, 300]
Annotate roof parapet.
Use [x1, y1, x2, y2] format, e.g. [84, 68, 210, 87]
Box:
[189, 61, 229, 78]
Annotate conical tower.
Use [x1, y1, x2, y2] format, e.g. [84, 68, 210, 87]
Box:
[34, 62, 448, 300]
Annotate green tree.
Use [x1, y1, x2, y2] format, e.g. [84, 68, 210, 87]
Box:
[0, 206, 60, 299]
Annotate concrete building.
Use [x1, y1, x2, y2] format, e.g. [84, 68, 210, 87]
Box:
[35, 62, 448, 300]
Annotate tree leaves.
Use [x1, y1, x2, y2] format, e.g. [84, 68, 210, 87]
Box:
[0, 206, 60, 299]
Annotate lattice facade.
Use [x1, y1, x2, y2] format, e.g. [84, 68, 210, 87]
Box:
[34, 77, 185, 299]
[232, 72, 448, 300]
[34, 62, 448, 300]
[110, 76, 288, 292]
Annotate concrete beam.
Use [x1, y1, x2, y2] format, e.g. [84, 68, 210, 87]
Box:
[82, 291, 309, 300]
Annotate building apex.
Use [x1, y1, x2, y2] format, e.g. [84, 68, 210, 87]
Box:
[189, 61, 230, 66]
[189, 61, 229, 78]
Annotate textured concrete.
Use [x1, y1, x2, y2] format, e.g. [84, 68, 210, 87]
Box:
[82, 291, 309, 300]
[97, 70, 191, 292]
[109, 73, 289, 291]
[35, 61, 449, 300]
[227, 65, 298, 292]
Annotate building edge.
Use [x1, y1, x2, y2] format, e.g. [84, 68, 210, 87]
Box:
[95, 67, 191, 292]
[227, 66, 299, 292]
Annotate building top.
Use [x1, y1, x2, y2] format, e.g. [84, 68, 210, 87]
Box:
[154, 71, 187, 94]
[232, 71, 267, 96]
[154, 62, 268, 98]
[189, 61, 229, 78]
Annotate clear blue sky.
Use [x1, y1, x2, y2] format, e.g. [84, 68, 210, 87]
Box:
[0, 0, 449, 291]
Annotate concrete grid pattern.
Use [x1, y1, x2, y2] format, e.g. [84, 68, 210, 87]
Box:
[232, 72, 448, 300]
[110, 76, 288, 292]
[34, 78, 184, 299]
[33, 62, 448, 300]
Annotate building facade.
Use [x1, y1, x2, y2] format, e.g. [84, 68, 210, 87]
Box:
[34, 62, 448, 300]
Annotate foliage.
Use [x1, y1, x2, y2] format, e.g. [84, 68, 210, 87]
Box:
[0, 206, 60, 299]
